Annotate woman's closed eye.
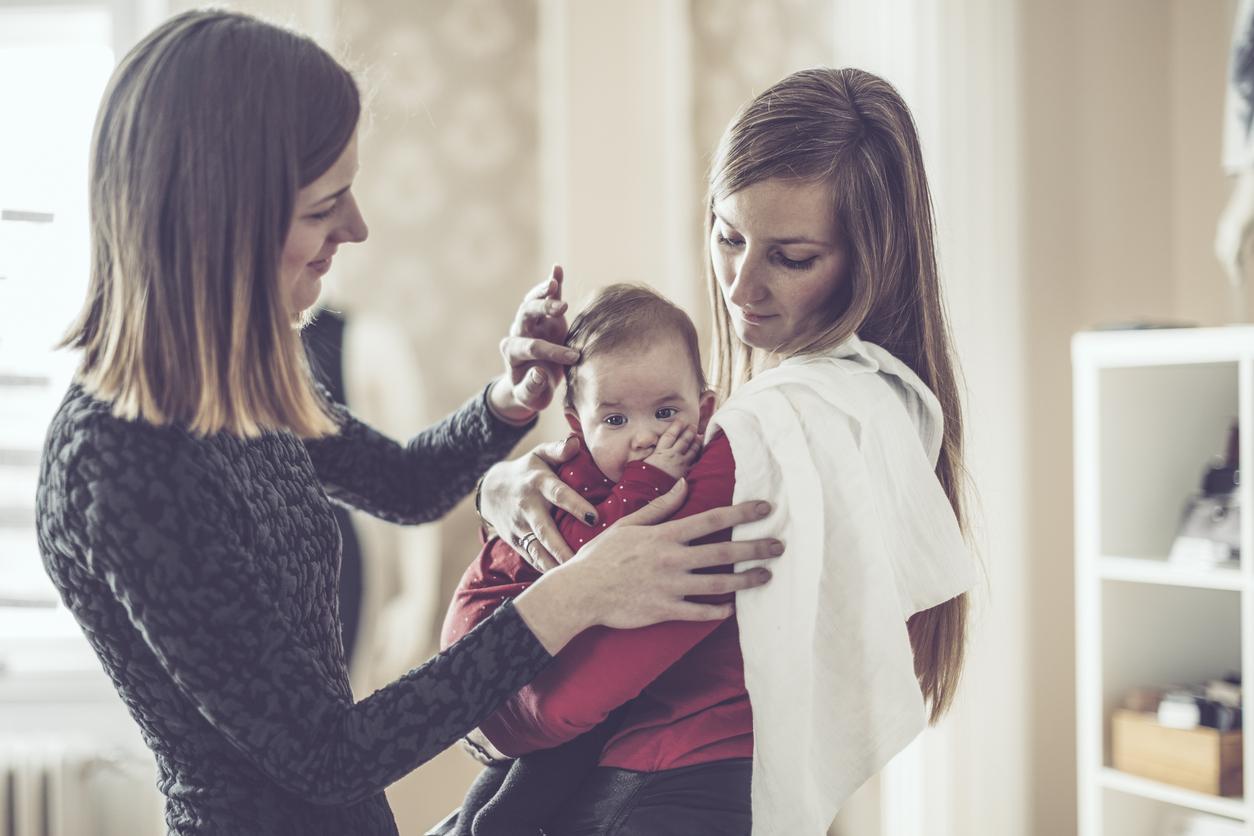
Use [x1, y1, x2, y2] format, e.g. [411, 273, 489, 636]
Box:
[717, 230, 816, 270]
[774, 251, 818, 271]
[306, 201, 339, 222]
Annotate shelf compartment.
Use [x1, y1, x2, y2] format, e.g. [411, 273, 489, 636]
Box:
[1097, 362, 1238, 560]
[1101, 767, 1246, 821]
[1100, 583, 1241, 768]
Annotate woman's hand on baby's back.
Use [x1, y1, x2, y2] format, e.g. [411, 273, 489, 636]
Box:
[512, 472, 781, 653]
[643, 423, 701, 478]
[558, 482, 780, 630]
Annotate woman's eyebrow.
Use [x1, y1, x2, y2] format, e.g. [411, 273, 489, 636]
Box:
[769, 235, 830, 246]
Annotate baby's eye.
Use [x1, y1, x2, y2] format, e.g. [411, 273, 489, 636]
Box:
[603, 414, 627, 427]
[655, 407, 679, 420]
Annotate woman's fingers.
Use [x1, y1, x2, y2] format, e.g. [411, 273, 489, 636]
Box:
[680, 566, 775, 595]
[516, 520, 562, 572]
[501, 335, 579, 368]
[660, 569, 773, 622]
[537, 471, 599, 527]
[523, 264, 564, 303]
[680, 538, 783, 571]
[512, 366, 555, 412]
[658, 499, 772, 543]
[517, 297, 569, 327]
[527, 509, 574, 565]
[533, 435, 582, 467]
[496, 264, 570, 414]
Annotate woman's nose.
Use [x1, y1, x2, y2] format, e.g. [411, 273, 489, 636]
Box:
[336, 194, 369, 244]
[727, 252, 767, 308]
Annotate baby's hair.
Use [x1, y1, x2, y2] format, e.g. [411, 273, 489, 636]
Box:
[563, 283, 707, 410]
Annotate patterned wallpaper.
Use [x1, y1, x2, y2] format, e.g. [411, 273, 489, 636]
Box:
[326, 0, 543, 685]
[690, 0, 835, 187]
[332, 0, 540, 391]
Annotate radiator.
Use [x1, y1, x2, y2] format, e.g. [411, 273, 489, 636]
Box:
[0, 739, 164, 836]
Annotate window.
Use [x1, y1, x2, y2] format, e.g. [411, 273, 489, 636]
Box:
[0, 4, 117, 671]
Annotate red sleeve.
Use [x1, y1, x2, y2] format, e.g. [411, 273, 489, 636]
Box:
[439, 537, 540, 651]
[442, 458, 675, 652]
[555, 461, 677, 548]
[480, 434, 737, 755]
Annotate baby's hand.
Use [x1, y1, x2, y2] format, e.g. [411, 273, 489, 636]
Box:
[643, 423, 701, 479]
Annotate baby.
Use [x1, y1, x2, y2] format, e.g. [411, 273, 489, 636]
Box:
[436, 282, 721, 836]
[442, 282, 716, 642]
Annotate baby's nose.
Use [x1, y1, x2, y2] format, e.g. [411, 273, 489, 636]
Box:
[633, 429, 659, 450]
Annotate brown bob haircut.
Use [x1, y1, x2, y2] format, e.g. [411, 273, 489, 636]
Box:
[563, 283, 707, 410]
[62, 10, 358, 437]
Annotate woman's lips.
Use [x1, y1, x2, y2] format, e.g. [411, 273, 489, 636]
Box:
[738, 309, 775, 325]
[308, 257, 332, 275]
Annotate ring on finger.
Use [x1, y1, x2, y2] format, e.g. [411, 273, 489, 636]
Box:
[518, 532, 539, 554]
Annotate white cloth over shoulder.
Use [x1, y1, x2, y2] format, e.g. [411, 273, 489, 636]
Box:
[706, 335, 976, 836]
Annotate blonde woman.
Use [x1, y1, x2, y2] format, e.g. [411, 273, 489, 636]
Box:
[476, 68, 976, 835]
[33, 11, 780, 836]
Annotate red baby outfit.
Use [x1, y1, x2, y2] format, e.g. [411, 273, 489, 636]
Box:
[440, 433, 751, 771]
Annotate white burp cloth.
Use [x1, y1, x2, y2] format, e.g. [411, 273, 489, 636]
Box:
[706, 335, 976, 836]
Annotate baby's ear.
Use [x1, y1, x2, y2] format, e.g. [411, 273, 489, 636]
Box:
[696, 390, 716, 434]
[564, 409, 583, 435]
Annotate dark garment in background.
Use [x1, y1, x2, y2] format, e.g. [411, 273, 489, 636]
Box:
[303, 309, 363, 663]
[545, 759, 752, 836]
[36, 382, 549, 836]
[443, 711, 625, 836]
[1226, 0, 1254, 171]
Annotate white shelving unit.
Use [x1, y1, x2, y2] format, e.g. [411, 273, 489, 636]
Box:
[1075, 327, 1254, 835]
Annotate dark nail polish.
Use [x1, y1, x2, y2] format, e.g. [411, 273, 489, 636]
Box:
[584, 513, 596, 525]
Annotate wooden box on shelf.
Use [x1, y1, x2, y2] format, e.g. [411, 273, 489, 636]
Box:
[1111, 709, 1244, 797]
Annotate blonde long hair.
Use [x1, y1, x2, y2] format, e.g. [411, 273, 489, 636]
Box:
[707, 67, 969, 723]
[62, 10, 359, 438]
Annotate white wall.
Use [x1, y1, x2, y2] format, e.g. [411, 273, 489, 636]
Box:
[1021, 2, 1236, 835]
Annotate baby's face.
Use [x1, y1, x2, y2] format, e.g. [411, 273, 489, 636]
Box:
[567, 336, 711, 482]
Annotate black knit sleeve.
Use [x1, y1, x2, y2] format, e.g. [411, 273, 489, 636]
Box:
[304, 384, 535, 525]
[67, 427, 552, 806]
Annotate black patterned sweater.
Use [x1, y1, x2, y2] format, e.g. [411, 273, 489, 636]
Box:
[35, 382, 554, 836]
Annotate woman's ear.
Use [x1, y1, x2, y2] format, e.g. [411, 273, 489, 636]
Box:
[696, 390, 716, 434]
[565, 410, 583, 435]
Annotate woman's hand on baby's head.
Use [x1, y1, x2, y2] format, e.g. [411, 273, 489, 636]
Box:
[492, 264, 580, 420]
[643, 423, 701, 478]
